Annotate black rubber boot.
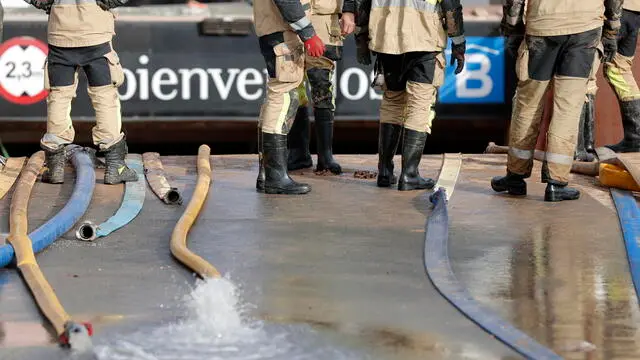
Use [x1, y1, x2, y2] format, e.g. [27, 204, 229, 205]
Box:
[287, 106, 313, 170]
[42, 145, 66, 184]
[376, 123, 402, 187]
[262, 132, 311, 195]
[398, 129, 435, 191]
[314, 108, 342, 174]
[606, 98, 640, 153]
[544, 179, 580, 202]
[575, 95, 595, 162]
[541, 161, 550, 184]
[102, 138, 138, 185]
[256, 129, 265, 191]
[491, 171, 527, 195]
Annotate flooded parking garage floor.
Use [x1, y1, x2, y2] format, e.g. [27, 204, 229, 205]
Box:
[0, 154, 637, 360]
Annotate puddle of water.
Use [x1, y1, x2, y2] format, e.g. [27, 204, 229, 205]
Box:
[93, 277, 372, 360]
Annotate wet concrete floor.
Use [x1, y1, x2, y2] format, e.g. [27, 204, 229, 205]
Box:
[0, 154, 635, 359]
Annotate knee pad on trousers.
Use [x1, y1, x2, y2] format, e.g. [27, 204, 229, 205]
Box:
[380, 90, 406, 126]
[307, 68, 334, 109]
[281, 88, 300, 134]
[87, 85, 123, 149]
[45, 84, 78, 147]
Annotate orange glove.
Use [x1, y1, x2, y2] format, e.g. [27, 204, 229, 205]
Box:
[304, 35, 326, 57]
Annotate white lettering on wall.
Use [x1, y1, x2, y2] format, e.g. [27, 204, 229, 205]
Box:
[178, 68, 209, 100]
[117, 54, 395, 103]
[151, 68, 178, 101]
[237, 68, 263, 101]
[340, 68, 368, 101]
[456, 53, 493, 98]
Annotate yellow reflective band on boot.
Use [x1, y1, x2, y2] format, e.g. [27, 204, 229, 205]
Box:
[118, 165, 126, 175]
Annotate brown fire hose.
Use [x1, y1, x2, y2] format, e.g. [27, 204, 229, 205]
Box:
[170, 145, 220, 279]
[6, 152, 92, 349]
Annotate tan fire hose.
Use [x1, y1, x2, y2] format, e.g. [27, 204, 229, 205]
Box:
[6, 152, 92, 349]
[142, 152, 182, 205]
[0, 157, 26, 200]
[170, 145, 220, 278]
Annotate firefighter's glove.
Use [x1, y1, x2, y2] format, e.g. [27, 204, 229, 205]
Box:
[355, 33, 371, 65]
[602, 27, 619, 63]
[96, 0, 124, 10]
[304, 35, 326, 57]
[451, 41, 466, 75]
[31, 0, 52, 13]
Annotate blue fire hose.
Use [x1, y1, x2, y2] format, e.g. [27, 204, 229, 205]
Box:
[75, 154, 145, 241]
[611, 188, 640, 304]
[424, 188, 562, 359]
[0, 146, 95, 267]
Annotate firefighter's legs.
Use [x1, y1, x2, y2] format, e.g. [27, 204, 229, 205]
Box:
[306, 52, 342, 174]
[257, 32, 310, 194]
[85, 47, 137, 184]
[604, 9, 640, 153]
[494, 34, 555, 196]
[543, 29, 598, 201]
[377, 54, 405, 188]
[397, 52, 444, 191]
[40, 62, 79, 184]
[287, 81, 313, 170]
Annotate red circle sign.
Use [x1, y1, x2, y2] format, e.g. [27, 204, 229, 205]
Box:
[0, 37, 49, 105]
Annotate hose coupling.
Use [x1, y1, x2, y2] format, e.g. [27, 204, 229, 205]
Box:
[76, 221, 98, 241]
[163, 188, 183, 205]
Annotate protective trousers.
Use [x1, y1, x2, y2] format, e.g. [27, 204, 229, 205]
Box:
[258, 31, 306, 135]
[40, 42, 126, 152]
[304, 12, 342, 111]
[508, 28, 600, 184]
[378, 52, 445, 133]
[256, 30, 311, 195]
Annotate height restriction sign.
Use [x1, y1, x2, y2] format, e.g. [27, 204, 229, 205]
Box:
[0, 37, 49, 105]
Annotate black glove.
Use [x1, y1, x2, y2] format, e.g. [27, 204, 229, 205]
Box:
[96, 0, 124, 10]
[355, 33, 371, 66]
[451, 41, 465, 74]
[506, 34, 524, 58]
[602, 25, 619, 63]
[31, 0, 52, 13]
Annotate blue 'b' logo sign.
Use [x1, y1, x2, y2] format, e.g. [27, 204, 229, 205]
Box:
[438, 36, 505, 104]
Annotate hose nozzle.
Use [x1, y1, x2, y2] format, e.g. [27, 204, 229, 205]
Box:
[76, 221, 98, 241]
